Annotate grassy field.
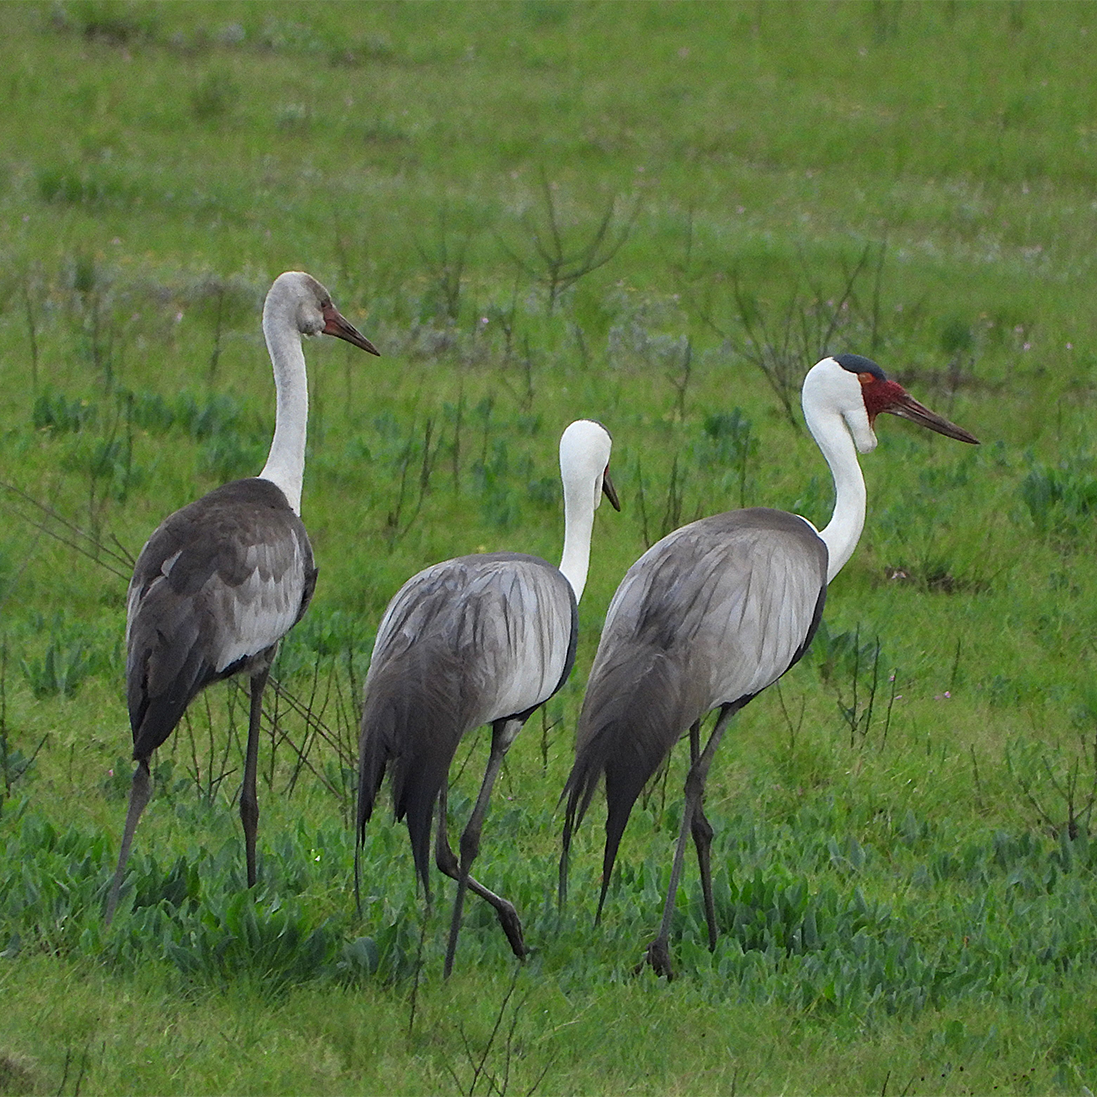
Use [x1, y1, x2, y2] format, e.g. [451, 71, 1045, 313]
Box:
[3, 1, 1097, 1093]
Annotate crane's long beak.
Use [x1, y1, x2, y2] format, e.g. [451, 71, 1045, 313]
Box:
[883, 392, 979, 444]
[602, 470, 621, 511]
[322, 303, 381, 355]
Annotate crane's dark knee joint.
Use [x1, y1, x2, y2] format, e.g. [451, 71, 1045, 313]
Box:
[435, 844, 459, 877]
[683, 768, 708, 801]
[691, 812, 714, 843]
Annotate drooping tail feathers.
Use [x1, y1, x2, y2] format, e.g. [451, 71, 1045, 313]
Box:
[560, 649, 703, 915]
[357, 666, 464, 901]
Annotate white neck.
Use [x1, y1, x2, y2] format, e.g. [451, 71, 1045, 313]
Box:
[258, 302, 308, 514]
[558, 485, 597, 602]
[804, 400, 867, 584]
[555, 421, 613, 602]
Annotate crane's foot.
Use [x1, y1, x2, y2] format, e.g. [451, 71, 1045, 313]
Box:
[496, 901, 528, 960]
[635, 938, 675, 980]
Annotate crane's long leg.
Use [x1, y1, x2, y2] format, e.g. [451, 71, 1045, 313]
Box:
[240, 666, 270, 889]
[437, 719, 527, 976]
[644, 705, 735, 979]
[104, 758, 153, 924]
[558, 826, 571, 916]
[689, 720, 718, 950]
[434, 785, 523, 955]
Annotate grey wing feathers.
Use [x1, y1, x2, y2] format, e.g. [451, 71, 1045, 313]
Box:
[563, 508, 826, 852]
[357, 552, 577, 892]
[126, 478, 315, 761]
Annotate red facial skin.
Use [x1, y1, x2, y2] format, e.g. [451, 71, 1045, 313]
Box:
[857, 372, 979, 444]
[859, 374, 907, 424]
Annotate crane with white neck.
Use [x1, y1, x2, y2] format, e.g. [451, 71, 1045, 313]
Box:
[357, 419, 619, 976]
[559, 354, 978, 978]
[105, 271, 379, 924]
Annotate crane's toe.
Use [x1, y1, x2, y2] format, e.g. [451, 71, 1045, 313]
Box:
[496, 902, 527, 959]
[638, 938, 675, 981]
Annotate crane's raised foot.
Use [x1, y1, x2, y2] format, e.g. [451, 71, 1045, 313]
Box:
[496, 901, 528, 960]
[635, 938, 675, 980]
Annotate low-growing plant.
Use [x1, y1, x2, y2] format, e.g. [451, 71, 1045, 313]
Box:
[703, 242, 887, 430]
[414, 205, 480, 325]
[190, 69, 239, 122]
[36, 164, 137, 213]
[1005, 730, 1097, 840]
[33, 389, 97, 434]
[165, 889, 341, 991]
[1020, 453, 1097, 538]
[804, 622, 900, 750]
[442, 968, 555, 1097]
[0, 646, 45, 812]
[497, 169, 636, 315]
[471, 437, 529, 531]
[0, 480, 134, 582]
[50, 0, 161, 44]
[633, 450, 705, 550]
[19, 622, 105, 699]
[698, 407, 755, 508]
[196, 431, 264, 482]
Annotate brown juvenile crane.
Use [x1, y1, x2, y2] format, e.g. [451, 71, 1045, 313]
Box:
[105, 271, 379, 923]
[559, 354, 978, 978]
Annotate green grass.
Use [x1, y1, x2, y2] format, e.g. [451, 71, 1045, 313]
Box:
[3, 1, 1097, 1093]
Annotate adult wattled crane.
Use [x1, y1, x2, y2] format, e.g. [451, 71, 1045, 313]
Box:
[559, 354, 978, 978]
[104, 271, 379, 924]
[357, 419, 619, 976]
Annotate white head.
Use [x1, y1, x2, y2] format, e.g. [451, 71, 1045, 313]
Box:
[556, 419, 619, 601]
[559, 419, 619, 515]
[801, 354, 977, 585]
[802, 353, 978, 452]
[801, 355, 880, 454]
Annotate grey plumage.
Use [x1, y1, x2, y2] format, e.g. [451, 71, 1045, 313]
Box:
[106, 479, 319, 926]
[104, 271, 378, 924]
[356, 417, 617, 975]
[358, 552, 577, 893]
[126, 478, 317, 761]
[559, 355, 977, 978]
[561, 508, 825, 920]
[356, 552, 578, 974]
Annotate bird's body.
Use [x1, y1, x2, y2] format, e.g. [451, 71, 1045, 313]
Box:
[358, 419, 618, 974]
[560, 354, 978, 977]
[358, 551, 577, 883]
[125, 477, 316, 760]
[105, 272, 379, 924]
[567, 507, 826, 848]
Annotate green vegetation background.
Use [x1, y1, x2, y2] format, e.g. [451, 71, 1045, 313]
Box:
[2, 2, 1097, 1093]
